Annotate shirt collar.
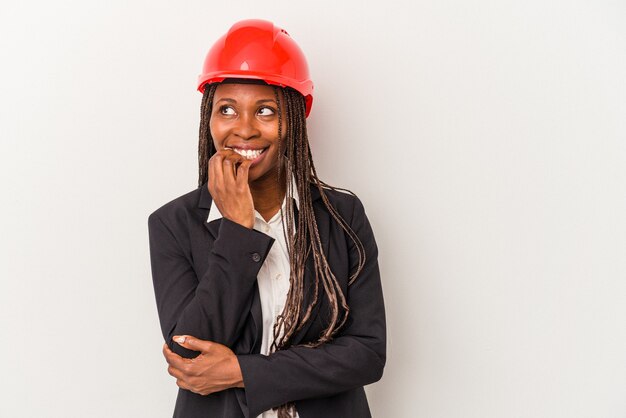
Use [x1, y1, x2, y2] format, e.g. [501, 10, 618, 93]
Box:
[207, 175, 300, 223]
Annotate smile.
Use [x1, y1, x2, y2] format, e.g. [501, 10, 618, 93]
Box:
[232, 148, 267, 160]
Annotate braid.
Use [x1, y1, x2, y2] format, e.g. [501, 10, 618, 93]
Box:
[270, 88, 367, 418]
[270, 87, 367, 350]
[196, 83, 367, 418]
[198, 84, 217, 187]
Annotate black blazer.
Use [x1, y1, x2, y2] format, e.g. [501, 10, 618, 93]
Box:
[148, 182, 386, 418]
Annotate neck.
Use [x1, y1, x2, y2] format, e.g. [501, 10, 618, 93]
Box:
[249, 166, 287, 215]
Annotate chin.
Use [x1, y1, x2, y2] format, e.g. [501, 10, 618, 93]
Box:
[249, 162, 279, 183]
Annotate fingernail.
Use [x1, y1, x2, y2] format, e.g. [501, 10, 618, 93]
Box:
[174, 336, 186, 344]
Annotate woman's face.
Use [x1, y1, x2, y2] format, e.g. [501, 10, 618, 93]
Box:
[210, 82, 287, 183]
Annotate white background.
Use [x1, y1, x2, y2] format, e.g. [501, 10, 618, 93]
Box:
[1, 1, 625, 417]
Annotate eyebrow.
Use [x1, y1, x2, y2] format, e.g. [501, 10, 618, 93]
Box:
[215, 98, 277, 104]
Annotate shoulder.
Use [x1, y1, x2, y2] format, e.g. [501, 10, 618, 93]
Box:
[148, 185, 207, 230]
[313, 183, 378, 262]
[312, 183, 367, 225]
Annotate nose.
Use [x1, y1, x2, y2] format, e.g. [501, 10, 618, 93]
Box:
[232, 111, 261, 140]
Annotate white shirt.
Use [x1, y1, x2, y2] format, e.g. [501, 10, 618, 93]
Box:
[206, 181, 300, 418]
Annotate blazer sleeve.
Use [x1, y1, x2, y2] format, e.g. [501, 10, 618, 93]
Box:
[236, 196, 386, 417]
[148, 212, 274, 358]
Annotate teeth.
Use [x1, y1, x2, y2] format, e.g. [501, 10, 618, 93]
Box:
[233, 148, 264, 160]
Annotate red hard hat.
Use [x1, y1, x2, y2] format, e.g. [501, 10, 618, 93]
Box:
[197, 19, 314, 117]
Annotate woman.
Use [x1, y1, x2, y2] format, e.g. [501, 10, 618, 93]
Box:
[148, 19, 386, 418]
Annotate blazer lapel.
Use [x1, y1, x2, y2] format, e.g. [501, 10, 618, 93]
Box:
[205, 219, 221, 240]
[199, 183, 221, 239]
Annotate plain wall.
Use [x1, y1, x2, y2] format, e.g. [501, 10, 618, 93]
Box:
[1, 0, 625, 417]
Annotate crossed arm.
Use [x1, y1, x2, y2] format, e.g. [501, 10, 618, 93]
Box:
[148, 196, 386, 417]
[148, 213, 273, 357]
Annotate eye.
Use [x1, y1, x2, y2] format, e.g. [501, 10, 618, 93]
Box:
[258, 106, 275, 116]
[219, 105, 236, 115]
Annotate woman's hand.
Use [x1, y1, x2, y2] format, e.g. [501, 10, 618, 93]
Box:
[208, 148, 255, 229]
[162, 335, 244, 395]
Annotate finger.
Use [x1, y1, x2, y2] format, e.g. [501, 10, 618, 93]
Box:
[210, 150, 237, 192]
[173, 335, 214, 353]
[162, 341, 192, 370]
[222, 154, 245, 184]
[236, 159, 253, 187]
[167, 364, 186, 380]
[208, 154, 223, 194]
[176, 377, 192, 391]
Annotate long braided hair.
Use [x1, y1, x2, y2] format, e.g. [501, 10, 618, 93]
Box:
[198, 81, 366, 418]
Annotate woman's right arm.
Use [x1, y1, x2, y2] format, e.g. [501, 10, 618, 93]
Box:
[148, 211, 274, 359]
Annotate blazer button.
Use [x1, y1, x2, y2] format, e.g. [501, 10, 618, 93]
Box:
[251, 252, 261, 262]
